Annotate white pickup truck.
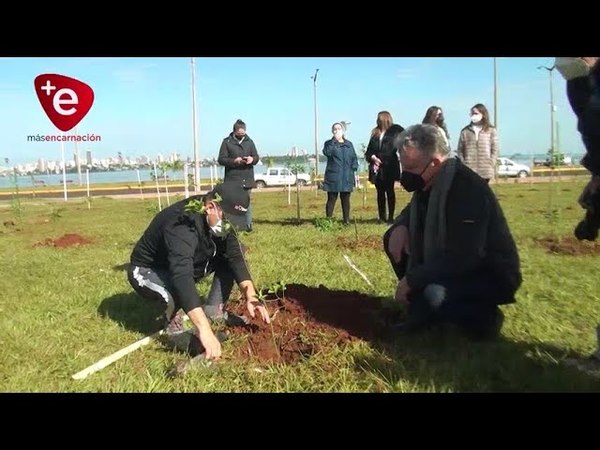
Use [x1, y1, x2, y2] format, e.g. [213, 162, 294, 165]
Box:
[254, 166, 312, 188]
[497, 157, 531, 178]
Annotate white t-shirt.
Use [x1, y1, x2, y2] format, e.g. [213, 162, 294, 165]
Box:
[378, 130, 385, 150]
[472, 124, 482, 140]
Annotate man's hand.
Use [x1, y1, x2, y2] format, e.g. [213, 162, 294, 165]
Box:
[246, 298, 271, 323]
[234, 157, 244, 165]
[395, 277, 411, 305]
[197, 327, 222, 361]
[243, 156, 254, 165]
[187, 307, 222, 361]
[371, 155, 382, 165]
[239, 280, 271, 324]
[388, 224, 410, 264]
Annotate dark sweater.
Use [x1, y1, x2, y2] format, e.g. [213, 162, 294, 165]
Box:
[130, 195, 251, 313]
[395, 159, 522, 304]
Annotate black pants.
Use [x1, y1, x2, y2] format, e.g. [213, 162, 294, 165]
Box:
[126, 257, 234, 322]
[375, 178, 396, 222]
[326, 192, 351, 223]
[407, 272, 511, 340]
[383, 225, 513, 339]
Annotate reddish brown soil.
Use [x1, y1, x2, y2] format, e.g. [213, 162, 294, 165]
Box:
[34, 233, 93, 248]
[534, 236, 600, 256]
[225, 284, 397, 365]
[336, 235, 382, 251]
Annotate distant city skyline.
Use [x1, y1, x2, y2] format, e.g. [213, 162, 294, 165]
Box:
[0, 57, 585, 166]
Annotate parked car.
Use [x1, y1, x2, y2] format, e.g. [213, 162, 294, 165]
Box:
[497, 157, 531, 178]
[254, 166, 312, 188]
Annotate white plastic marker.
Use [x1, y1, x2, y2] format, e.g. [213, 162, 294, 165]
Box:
[153, 161, 162, 211]
[72, 316, 189, 380]
[183, 163, 190, 198]
[343, 254, 374, 289]
[86, 169, 90, 209]
[136, 169, 144, 199]
[163, 172, 171, 206]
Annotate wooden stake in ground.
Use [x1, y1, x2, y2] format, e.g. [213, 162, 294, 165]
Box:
[72, 316, 190, 380]
[343, 254, 374, 289]
[72, 329, 165, 380]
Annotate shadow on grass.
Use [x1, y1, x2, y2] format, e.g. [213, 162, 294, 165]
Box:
[252, 217, 393, 227]
[252, 218, 314, 226]
[352, 331, 600, 392]
[97, 292, 164, 335]
[284, 284, 600, 392]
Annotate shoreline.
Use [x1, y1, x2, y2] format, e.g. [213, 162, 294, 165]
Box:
[0, 174, 590, 201]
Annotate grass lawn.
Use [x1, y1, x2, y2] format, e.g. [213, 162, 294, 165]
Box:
[0, 179, 599, 392]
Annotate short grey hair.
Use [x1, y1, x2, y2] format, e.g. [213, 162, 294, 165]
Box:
[393, 124, 450, 158]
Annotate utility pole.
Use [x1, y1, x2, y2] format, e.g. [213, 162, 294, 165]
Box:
[311, 69, 319, 177]
[191, 57, 200, 192]
[74, 126, 82, 185]
[537, 64, 556, 165]
[493, 57, 498, 129]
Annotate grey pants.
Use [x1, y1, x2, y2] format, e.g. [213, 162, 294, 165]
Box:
[127, 261, 234, 321]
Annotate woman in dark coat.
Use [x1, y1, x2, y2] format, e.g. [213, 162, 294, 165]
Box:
[322, 122, 359, 225]
[365, 111, 404, 223]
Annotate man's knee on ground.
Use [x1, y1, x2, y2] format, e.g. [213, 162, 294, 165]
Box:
[423, 284, 447, 310]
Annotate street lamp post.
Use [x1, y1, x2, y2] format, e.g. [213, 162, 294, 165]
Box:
[311, 69, 319, 177]
[191, 57, 200, 193]
[538, 64, 556, 165]
[493, 57, 498, 129]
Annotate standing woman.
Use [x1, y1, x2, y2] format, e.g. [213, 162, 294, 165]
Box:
[365, 111, 404, 223]
[322, 122, 359, 225]
[422, 106, 451, 154]
[456, 103, 499, 183]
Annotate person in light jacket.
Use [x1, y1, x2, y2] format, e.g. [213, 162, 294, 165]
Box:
[456, 103, 499, 183]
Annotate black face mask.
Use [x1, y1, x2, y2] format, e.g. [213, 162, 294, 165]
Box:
[400, 163, 430, 192]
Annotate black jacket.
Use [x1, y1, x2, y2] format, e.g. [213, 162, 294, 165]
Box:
[130, 195, 252, 313]
[395, 159, 522, 304]
[567, 64, 600, 176]
[364, 124, 404, 183]
[218, 133, 260, 188]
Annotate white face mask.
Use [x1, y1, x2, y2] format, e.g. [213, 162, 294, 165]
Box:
[471, 113, 482, 124]
[209, 218, 228, 238]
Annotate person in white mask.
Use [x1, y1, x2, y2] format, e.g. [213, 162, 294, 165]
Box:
[456, 103, 499, 183]
[127, 182, 270, 362]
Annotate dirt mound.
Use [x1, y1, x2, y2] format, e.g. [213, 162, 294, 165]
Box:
[34, 233, 93, 248]
[336, 235, 382, 250]
[534, 236, 600, 256]
[226, 284, 397, 365]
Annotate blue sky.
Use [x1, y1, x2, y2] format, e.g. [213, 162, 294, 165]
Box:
[0, 57, 585, 165]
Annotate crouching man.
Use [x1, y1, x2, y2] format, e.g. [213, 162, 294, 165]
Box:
[127, 182, 270, 361]
[383, 124, 522, 341]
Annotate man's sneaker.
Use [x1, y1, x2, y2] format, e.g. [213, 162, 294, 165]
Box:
[163, 329, 229, 357]
[203, 304, 250, 327]
[465, 308, 504, 342]
[210, 311, 250, 327]
[164, 311, 185, 336]
[388, 299, 437, 335]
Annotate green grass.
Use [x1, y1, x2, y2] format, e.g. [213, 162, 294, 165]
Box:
[0, 181, 599, 392]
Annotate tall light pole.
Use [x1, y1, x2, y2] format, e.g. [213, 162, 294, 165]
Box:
[493, 57, 498, 129]
[538, 64, 556, 165]
[311, 69, 319, 177]
[191, 57, 200, 193]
